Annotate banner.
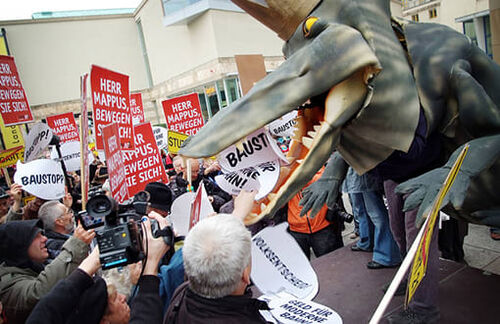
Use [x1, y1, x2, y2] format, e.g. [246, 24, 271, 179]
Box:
[0, 146, 23, 168]
[102, 123, 129, 203]
[0, 115, 24, 149]
[46, 112, 79, 144]
[167, 129, 189, 154]
[170, 188, 213, 236]
[262, 293, 342, 324]
[14, 159, 65, 200]
[0, 55, 33, 125]
[24, 122, 53, 162]
[215, 160, 280, 200]
[268, 110, 298, 137]
[218, 128, 286, 173]
[251, 223, 318, 300]
[90, 65, 134, 150]
[122, 122, 168, 197]
[50, 141, 91, 172]
[153, 126, 168, 150]
[162, 93, 204, 135]
[189, 183, 204, 230]
[130, 93, 145, 125]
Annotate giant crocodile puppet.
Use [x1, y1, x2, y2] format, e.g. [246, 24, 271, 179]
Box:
[179, 0, 500, 228]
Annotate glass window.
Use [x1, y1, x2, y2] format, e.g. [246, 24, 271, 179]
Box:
[217, 80, 227, 108]
[205, 83, 220, 117]
[429, 8, 437, 19]
[463, 20, 478, 46]
[224, 78, 240, 104]
[485, 15, 492, 57]
[411, 14, 419, 22]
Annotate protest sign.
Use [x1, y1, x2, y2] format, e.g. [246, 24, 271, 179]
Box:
[170, 186, 213, 236]
[14, 159, 65, 200]
[215, 160, 280, 200]
[122, 122, 168, 197]
[130, 93, 145, 125]
[50, 141, 91, 172]
[162, 93, 204, 135]
[0, 55, 33, 125]
[268, 110, 298, 138]
[0, 115, 24, 149]
[251, 223, 318, 300]
[102, 123, 129, 203]
[152, 126, 168, 150]
[80, 73, 90, 208]
[167, 130, 188, 154]
[46, 112, 79, 144]
[24, 122, 53, 162]
[0, 146, 24, 168]
[218, 128, 286, 173]
[262, 293, 342, 324]
[188, 183, 213, 230]
[90, 65, 134, 150]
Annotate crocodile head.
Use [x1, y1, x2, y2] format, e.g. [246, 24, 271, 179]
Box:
[179, 0, 420, 224]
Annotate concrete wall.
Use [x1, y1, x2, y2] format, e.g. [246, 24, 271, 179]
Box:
[1, 15, 149, 106]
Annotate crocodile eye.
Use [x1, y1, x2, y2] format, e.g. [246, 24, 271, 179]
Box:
[303, 17, 319, 38]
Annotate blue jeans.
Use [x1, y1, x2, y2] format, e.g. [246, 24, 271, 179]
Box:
[350, 192, 401, 266]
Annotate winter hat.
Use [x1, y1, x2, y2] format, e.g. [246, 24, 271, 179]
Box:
[144, 182, 173, 213]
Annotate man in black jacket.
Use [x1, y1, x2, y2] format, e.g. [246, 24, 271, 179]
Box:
[38, 201, 75, 262]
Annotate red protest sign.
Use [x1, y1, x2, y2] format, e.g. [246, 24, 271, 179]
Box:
[46, 112, 79, 144]
[90, 65, 134, 150]
[162, 93, 204, 135]
[102, 123, 129, 203]
[130, 93, 145, 125]
[189, 182, 204, 230]
[122, 122, 168, 197]
[0, 55, 34, 126]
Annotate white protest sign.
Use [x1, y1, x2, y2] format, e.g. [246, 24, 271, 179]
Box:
[14, 159, 65, 200]
[251, 223, 318, 300]
[50, 140, 92, 172]
[218, 128, 286, 173]
[170, 183, 214, 236]
[262, 292, 342, 324]
[215, 160, 280, 200]
[268, 110, 298, 137]
[24, 122, 53, 162]
[152, 126, 168, 149]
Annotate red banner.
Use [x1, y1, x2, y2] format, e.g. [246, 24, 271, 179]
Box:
[46, 112, 79, 144]
[90, 65, 134, 150]
[122, 122, 168, 197]
[0, 55, 33, 126]
[102, 123, 129, 203]
[130, 93, 145, 125]
[189, 182, 203, 230]
[162, 93, 204, 135]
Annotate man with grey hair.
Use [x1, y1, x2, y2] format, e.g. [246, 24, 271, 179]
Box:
[164, 212, 269, 323]
[38, 200, 75, 262]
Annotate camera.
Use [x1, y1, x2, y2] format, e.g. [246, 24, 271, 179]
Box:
[78, 190, 174, 270]
[327, 203, 354, 223]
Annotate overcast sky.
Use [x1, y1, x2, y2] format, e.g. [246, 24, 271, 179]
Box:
[0, 0, 143, 20]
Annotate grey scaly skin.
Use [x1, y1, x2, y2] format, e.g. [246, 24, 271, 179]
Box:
[179, 0, 500, 227]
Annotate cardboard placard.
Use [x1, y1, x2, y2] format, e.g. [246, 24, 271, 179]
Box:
[0, 146, 24, 168]
[189, 183, 204, 230]
[152, 126, 168, 150]
[23, 122, 53, 162]
[268, 110, 298, 137]
[218, 128, 286, 173]
[46, 112, 79, 144]
[102, 123, 129, 203]
[50, 141, 91, 172]
[130, 93, 145, 125]
[162, 93, 204, 135]
[215, 160, 280, 200]
[0, 115, 24, 149]
[14, 159, 65, 200]
[122, 122, 168, 197]
[167, 129, 189, 154]
[170, 187, 213, 236]
[251, 223, 318, 300]
[90, 65, 134, 150]
[0, 55, 34, 125]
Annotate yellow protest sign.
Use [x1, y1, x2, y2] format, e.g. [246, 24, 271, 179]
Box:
[0, 146, 24, 168]
[0, 115, 25, 149]
[168, 130, 189, 154]
[406, 145, 469, 305]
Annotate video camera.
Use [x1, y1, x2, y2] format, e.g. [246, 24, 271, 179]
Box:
[78, 190, 174, 270]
